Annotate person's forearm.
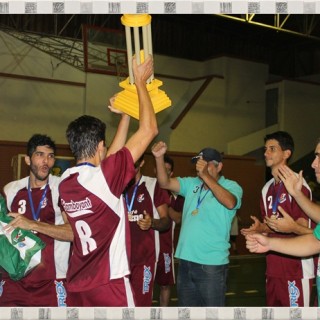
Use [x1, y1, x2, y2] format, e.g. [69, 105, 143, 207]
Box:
[155, 156, 170, 188]
[126, 78, 158, 162]
[293, 224, 313, 235]
[107, 114, 130, 156]
[294, 192, 320, 223]
[168, 207, 182, 224]
[204, 176, 237, 209]
[31, 221, 73, 241]
[259, 222, 273, 234]
[136, 82, 158, 137]
[152, 216, 170, 232]
[269, 233, 320, 257]
[292, 217, 313, 235]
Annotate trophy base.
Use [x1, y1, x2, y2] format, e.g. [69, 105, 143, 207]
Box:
[113, 78, 172, 120]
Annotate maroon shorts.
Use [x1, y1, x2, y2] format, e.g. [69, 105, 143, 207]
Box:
[130, 262, 156, 306]
[266, 276, 313, 307]
[155, 252, 175, 286]
[0, 278, 67, 307]
[66, 277, 134, 307]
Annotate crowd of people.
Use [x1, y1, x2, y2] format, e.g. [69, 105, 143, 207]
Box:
[3, 53, 319, 308]
[0, 54, 244, 308]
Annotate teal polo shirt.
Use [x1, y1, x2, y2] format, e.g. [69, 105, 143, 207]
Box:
[175, 176, 243, 265]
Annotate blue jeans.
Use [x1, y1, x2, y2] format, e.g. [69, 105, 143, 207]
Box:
[177, 259, 228, 306]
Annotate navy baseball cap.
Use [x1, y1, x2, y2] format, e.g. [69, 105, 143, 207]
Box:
[191, 148, 222, 163]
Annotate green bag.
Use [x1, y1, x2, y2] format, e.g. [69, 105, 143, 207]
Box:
[0, 195, 46, 281]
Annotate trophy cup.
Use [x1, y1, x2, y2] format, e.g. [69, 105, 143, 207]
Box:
[113, 14, 171, 119]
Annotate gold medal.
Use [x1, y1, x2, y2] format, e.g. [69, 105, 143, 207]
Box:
[192, 209, 199, 215]
[270, 213, 278, 220]
[192, 183, 209, 216]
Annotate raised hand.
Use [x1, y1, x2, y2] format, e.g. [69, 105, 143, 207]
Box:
[132, 55, 153, 86]
[4, 213, 35, 232]
[265, 206, 296, 233]
[246, 233, 271, 253]
[278, 165, 303, 197]
[107, 94, 123, 114]
[240, 215, 263, 236]
[152, 141, 167, 158]
[137, 211, 153, 230]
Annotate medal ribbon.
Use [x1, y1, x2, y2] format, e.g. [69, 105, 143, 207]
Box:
[27, 178, 49, 221]
[271, 181, 283, 215]
[76, 162, 96, 167]
[195, 183, 210, 211]
[125, 177, 142, 212]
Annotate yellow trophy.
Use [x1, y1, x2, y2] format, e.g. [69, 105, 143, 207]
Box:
[113, 14, 171, 119]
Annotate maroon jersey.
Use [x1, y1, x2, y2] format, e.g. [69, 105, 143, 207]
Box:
[158, 193, 184, 254]
[261, 178, 314, 279]
[3, 175, 70, 282]
[1, 175, 69, 307]
[59, 148, 135, 293]
[125, 175, 169, 306]
[154, 194, 184, 287]
[126, 176, 170, 266]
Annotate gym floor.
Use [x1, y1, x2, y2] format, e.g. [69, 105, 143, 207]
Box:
[152, 254, 267, 307]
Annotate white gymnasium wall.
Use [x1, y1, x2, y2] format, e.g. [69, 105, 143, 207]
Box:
[168, 57, 268, 153]
[279, 80, 320, 162]
[1, 29, 320, 159]
[0, 31, 85, 143]
[0, 77, 84, 142]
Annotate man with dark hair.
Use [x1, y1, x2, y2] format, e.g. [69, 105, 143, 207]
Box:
[152, 141, 243, 307]
[241, 131, 314, 306]
[59, 55, 158, 307]
[1, 134, 72, 307]
[26, 134, 56, 158]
